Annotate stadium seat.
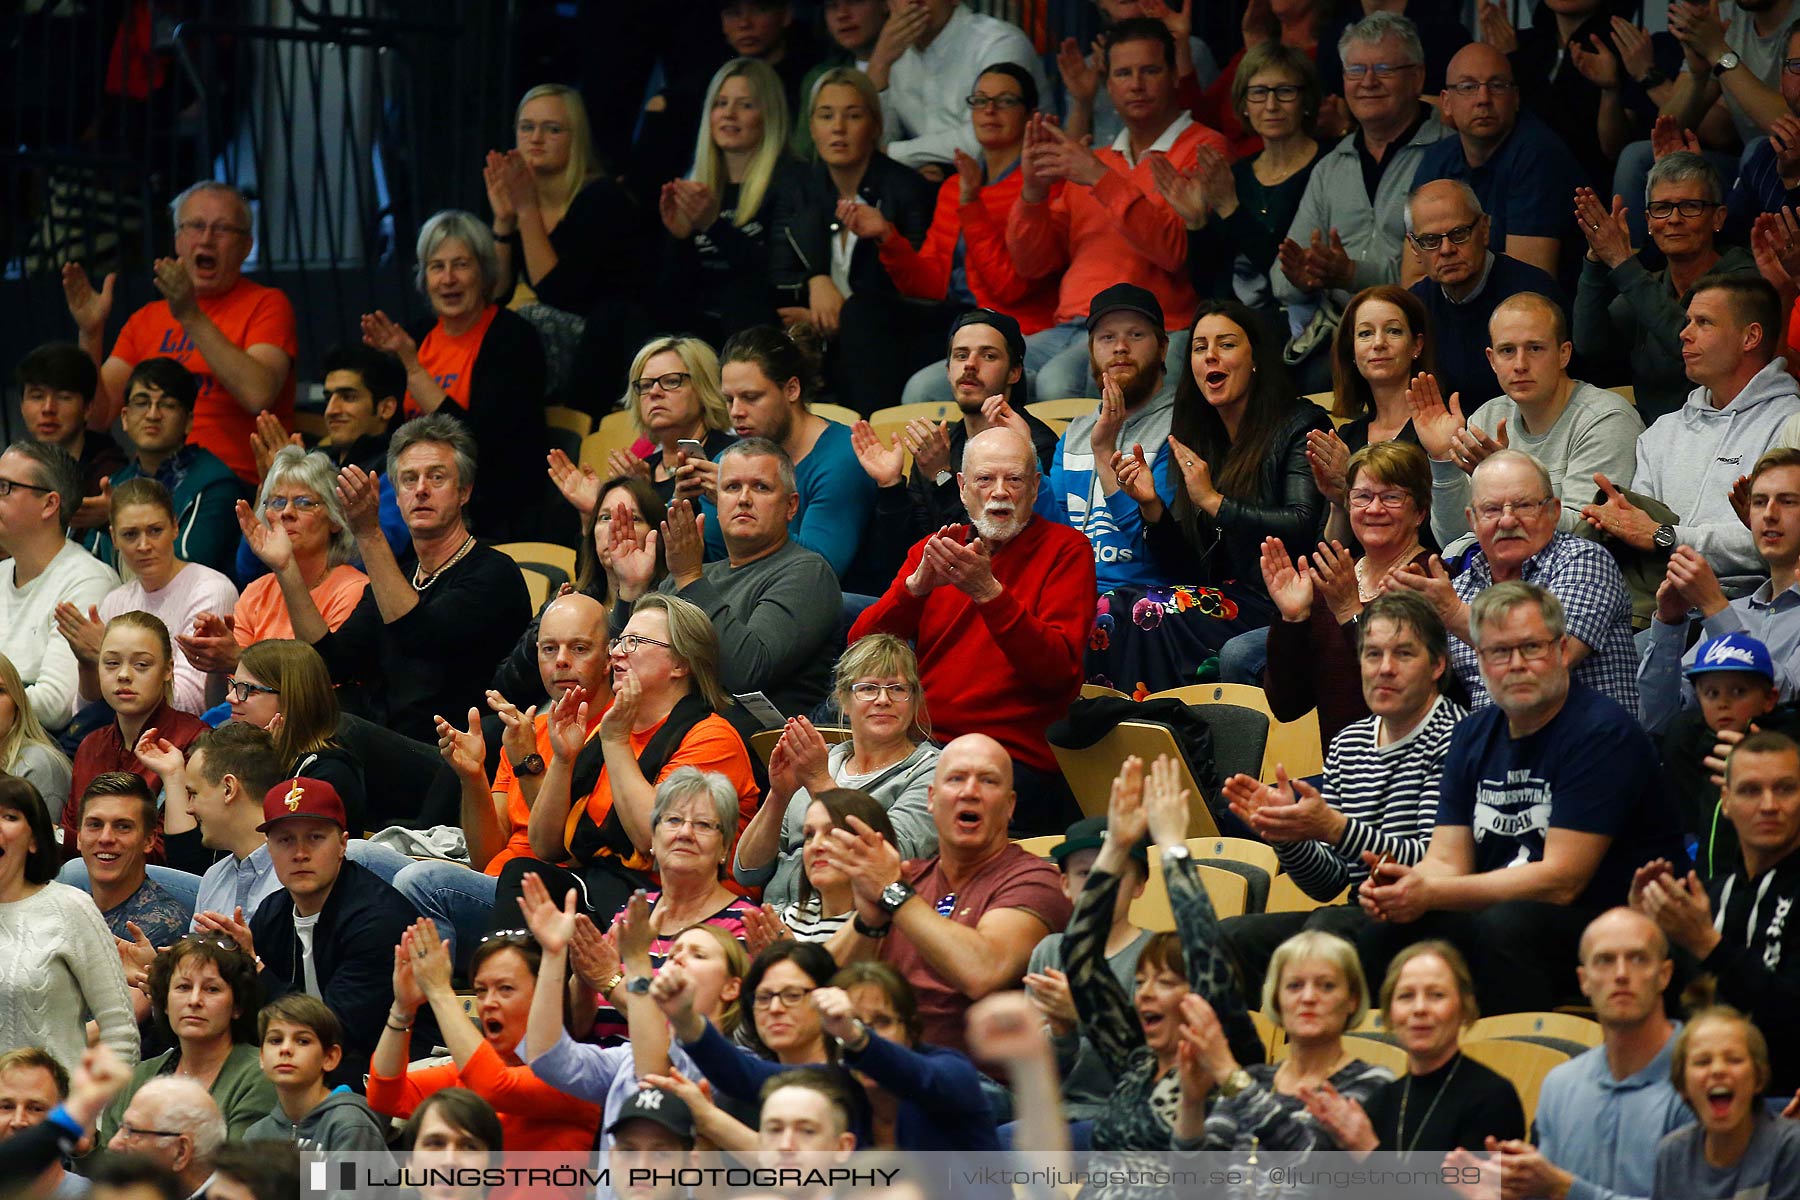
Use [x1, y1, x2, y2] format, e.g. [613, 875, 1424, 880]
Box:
[519, 566, 550, 613]
[1250, 1009, 1286, 1061]
[748, 726, 851, 766]
[545, 405, 595, 439]
[1131, 859, 1249, 929]
[1468, 1012, 1603, 1050]
[1266, 874, 1348, 914]
[1461, 1038, 1571, 1130]
[812, 403, 860, 426]
[1080, 683, 1130, 701]
[1012, 834, 1064, 857]
[1050, 720, 1220, 836]
[1155, 684, 1324, 782]
[1336, 1035, 1409, 1075]
[1024, 397, 1095, 436]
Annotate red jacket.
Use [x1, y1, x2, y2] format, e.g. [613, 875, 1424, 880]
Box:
[849, 516, 1096, 772]
[878, 169, 1061, 334]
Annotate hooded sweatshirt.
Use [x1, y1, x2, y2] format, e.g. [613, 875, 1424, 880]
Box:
[1040, 382, 1176, 592]
[245, 1088, 393, 1153]
[1703, 846, 1800, 1094]
[1634, 357, 1800, 590]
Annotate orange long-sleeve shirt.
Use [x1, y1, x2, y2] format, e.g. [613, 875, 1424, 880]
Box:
[365, 1037, 601, 1152]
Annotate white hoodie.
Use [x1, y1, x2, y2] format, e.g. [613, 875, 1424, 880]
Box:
[1636, 357, 1800, 588]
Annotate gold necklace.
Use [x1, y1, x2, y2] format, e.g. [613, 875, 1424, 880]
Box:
[413, 535, 475, 591]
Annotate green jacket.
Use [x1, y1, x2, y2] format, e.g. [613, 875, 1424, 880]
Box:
[100, 1042, 278, 1142]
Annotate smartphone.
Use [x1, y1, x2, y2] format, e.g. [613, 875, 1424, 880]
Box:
[676, 438, 706, 460]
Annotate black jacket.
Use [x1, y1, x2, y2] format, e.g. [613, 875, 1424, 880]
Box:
[1146, 401, 1331, 594]
[250, 859, 424, 1087]
[1704, 846, 1800, 1094]
[769, 154, 935, 303]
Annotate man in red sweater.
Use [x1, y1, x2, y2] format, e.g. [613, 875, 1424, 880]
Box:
[848, 427, 1096, 833]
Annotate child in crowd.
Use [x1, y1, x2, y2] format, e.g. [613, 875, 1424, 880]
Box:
[244, 995, 390, 1152]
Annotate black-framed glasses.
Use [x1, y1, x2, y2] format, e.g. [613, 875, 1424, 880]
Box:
[1785, 57, 1800, 75]
[1646, 199, 1720, 219]
[261, 496, 322, 514]
[609, 633, 674, 655]
[1244, 84, 1302, 103]
[1476, 638, 1559, 667]
[965, 93, 1026, 110]
[1409, 222, 1480, 252]
[124, 396, 184, 415]
[0, 476, 53, 498]
[632, 372, 692, 396]
[226, 678, 279, 703]
[1446, 78, 1518, 96]
[751, 986, 815, 1010]
[1343, 61, 1419, 79]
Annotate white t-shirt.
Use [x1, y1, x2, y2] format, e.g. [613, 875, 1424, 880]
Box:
[293, 911, 322, 998]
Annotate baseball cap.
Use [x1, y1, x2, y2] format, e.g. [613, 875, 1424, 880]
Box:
[607, 1086, 695, 1141]
[1049, 815, 1148, 867]
[1085, 283, 1165, 332]
[1685, 632, 1775, 683]
[257, 777, 349, 833]
[948, 308, 1026, 369]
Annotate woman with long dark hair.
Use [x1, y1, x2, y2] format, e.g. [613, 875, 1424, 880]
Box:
[1097, 299, 1328, 692]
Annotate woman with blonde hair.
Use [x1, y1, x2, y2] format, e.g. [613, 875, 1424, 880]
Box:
[485, 83, 642, 402]
[662, 59, 800, 343]
[606, 335, 737, 503]
[734, 634, 937, 914]
[0, 653, 71, 821]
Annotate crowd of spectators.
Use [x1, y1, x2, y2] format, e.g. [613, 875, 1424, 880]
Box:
[12, 2, 1800, 1196]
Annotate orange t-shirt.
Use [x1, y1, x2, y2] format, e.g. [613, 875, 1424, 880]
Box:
[112, 277, 298, 484]
[232, 564, 369, 645]
[485, 710, 602, 876]
[409, 305, 498, 416]
[555, 709, 761, 890]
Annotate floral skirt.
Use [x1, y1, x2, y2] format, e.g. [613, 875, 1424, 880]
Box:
[1086, 581, 1276, 697]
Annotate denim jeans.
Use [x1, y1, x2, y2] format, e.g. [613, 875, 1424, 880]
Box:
[1219, 626, 1272, 685]
[392, 857, 499, 969]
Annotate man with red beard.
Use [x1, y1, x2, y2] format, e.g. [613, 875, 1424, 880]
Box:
[62, 182, 297, 486]
[1035, 283, 1177, 594]
[850, 428, 1096, 831]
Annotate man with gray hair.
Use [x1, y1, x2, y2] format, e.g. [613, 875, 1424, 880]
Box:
[1356, 581, 1684, 1014]
[1390, 448, 1638, 712]
[61, 180, 296, 485]
[0, 439, 118, 731]
[1574, 152, 1756, 423]
[244, 413, 531, 745]
[105, 1078, 226, 1200]
[1404, 178, 1566, 406]
[1273, 12, 1450, 348]
[611, 438, 841, 717]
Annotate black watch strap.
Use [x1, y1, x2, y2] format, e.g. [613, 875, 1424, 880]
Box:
[853, 913, 892, 939]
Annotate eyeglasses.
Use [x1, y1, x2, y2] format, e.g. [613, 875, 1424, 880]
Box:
[1244, 84, 1302, 103]
[124, 397, 184, 415]
[850, 682, 913, 702]
[1785, 57, 1800, 75]
[1409, 222, 1480, 252]
[176, 219, 249, 238]
[1446, 78, 1518, 96]
[632, 372, 692, 396]
[118, 1123, 186, 1140]
[478, 929, 536, 947]
[609, 633, 674, 655]
[0, 476, 53, 498]
[226, 678, 279, 703]
[261, 496, 322, 514]
[1471, 498, 1553, 522]
[1343, 61, 1419, 79]
[658, 814, 724, 836]
[184, 932, 243, 953]
[751, 986, 814, 1010]
[1646, 199, 1720, 219]
[1348, 489, 1411, 510]
[965, 93, 1026, 110]
[1476, 638, 1558, 667]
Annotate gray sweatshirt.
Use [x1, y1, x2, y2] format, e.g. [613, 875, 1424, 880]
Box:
[1636, 357, 1800, 590]
[245, 1089, 393, 1154]
[1653, 1112, 1800, 1199]
[1430, 381, 1643, 544]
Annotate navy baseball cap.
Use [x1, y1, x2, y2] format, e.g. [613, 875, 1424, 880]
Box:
[1049, 815, 1148, 867]
[1686, 632, 1775, 683]
[607, 1086, 695, 1141]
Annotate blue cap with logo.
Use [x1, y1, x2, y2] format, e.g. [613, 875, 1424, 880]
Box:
[1684, 632, 1775, 683]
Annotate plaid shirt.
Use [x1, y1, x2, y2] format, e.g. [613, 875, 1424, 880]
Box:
[1451, 532, 1640, 714]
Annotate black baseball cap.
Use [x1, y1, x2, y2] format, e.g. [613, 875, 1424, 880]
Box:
[608, 1087, 695, 1141]
[948, 308, 1027, 368]
[1085, 282, 1165, 332]
[1049, 815, 1148, 868]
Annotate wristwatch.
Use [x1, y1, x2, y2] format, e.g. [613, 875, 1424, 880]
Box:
[853, 912, 892, 939]
[1162, 844, 1192, 864]
[836, 1019, 873, 1054]
[1713, 50, 1741, 78]
[625, 975, 652, 996]
[878, 881, 915, 915]
[933, 469, 954, 487]
[515, 753, 546, 777]
[1635, 66, 1669, 89]
[1653, 523, 1677, 551]
[1218, 1067, 1255, 1099]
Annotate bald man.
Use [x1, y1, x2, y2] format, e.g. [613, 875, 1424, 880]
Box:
[823, 733, 1073, 1057]
[393, 591, 615, 962]
[850, 429, 1097, 832]
[1410, 41, 1586, 279]
[1461, 907, 1688, 1200]
[1412, 291, 1643, 545]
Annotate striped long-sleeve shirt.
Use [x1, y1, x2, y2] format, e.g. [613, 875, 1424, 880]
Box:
[1274, 694, 1467, 900]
